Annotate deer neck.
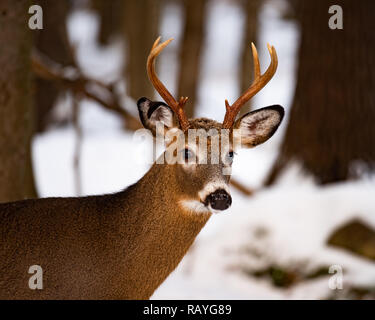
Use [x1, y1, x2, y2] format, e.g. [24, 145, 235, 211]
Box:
[117, 162, 211, 298]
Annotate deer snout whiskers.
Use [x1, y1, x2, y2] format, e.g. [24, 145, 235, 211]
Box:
[198, 182, 232, 213]
[178, 182, 232, 214]
[205, 189, 232, 212]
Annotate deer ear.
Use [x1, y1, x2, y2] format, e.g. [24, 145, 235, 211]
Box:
[233, 105, 284, 148]
[137, 97, 177, 135]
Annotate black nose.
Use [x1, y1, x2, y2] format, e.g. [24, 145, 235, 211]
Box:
[205, 189, 232, 211]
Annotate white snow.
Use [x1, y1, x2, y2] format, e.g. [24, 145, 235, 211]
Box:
[31, 0, 375, 299]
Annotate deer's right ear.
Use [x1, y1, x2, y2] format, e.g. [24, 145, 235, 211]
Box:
[137, 97, 177, 135]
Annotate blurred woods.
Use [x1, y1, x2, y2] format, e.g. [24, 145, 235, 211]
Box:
[1, 0, 375, 299]
[1, 0, 260, 201]
[0, 0, 374, 201]
[266, 0, 375, 185]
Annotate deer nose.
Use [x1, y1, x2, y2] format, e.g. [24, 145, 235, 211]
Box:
[205, 189, 232, 211]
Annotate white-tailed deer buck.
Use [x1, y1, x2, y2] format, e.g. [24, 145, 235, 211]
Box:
[0, 37, 283, 299]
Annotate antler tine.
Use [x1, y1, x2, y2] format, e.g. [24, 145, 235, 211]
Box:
[222, 43, 278, 129]
[147, 37, 190, 131]
[151, 36, 161, 51]
[251, 42, 261, 81]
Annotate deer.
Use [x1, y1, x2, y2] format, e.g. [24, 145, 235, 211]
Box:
[0, 37, 283, 300]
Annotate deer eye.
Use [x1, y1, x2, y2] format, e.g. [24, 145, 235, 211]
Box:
[226, 151, 235, 164]
[183, 148, 194, 161]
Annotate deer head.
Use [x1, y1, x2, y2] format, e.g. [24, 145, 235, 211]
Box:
[137, 37, 284, 214]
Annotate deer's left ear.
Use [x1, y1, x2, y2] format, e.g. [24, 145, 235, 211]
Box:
[233, 105, 284, 148]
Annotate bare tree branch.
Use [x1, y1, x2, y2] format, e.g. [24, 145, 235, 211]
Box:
[230, 179, 254, 196]
[31, 50, 142, 131]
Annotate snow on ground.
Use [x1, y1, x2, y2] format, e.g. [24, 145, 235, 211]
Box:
[152, 173, 375, 299]
[31, 0, 375, 299]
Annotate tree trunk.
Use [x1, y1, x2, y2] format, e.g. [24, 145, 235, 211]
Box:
[238, 0, 261, 115]
[266, 0, 375, 185]
[91, 0, 124, 45]
[0, 0, 37, 202]
[34, 0, 73, 132]
[177, 0, 207, 118]
[123, 0, 161, 101]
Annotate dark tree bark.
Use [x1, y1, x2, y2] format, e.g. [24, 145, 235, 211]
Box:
[34, 0, 73, 132]
[238, 0, 261, 115]
[266, 0, 375, 185]
[91, 0, 124, 45]
[123, 0, 161, 101]
[177, 0, 207, 118]
[0, 0, 37, 202]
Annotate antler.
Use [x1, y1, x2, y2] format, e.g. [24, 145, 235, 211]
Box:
[147, 37, 190, 131]
[222, 43, 278, 129]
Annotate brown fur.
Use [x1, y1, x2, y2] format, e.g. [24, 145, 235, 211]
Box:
[0, 160, 210, 299]
[0, 108, 282, 299]
[0, 118, 222, 300]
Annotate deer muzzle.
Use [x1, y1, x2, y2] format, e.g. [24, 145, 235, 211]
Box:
[205, 189, 232, 212]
